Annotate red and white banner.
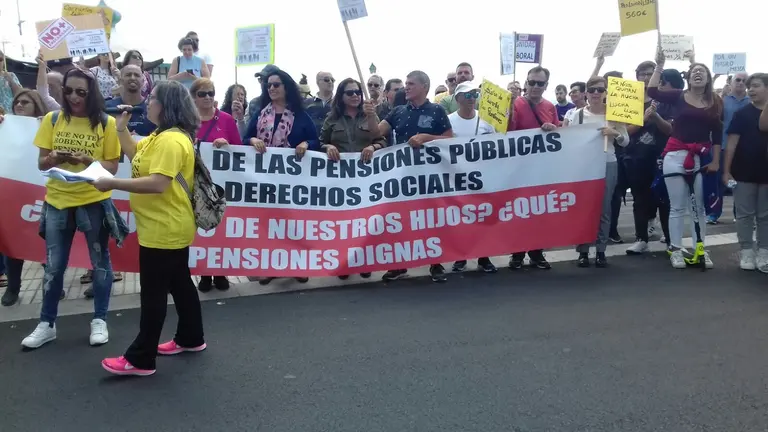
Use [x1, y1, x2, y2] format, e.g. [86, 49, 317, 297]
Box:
[0, 115, 606, 276]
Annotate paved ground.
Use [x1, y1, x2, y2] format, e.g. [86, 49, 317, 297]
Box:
[0, 196, 738, 322]
[1, 242, 767, 432]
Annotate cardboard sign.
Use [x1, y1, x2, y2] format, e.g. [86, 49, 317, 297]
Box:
[36, 14, 107, 61]
[593, 32, 621, 58]
[606, 77, 645, 127]
[62, 3, 114, 39]
[712, 53, 747, 75]
[618, 0, 658, 36]
[478, 79, 512, 133]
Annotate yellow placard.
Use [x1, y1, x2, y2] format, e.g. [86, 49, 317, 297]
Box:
[606, 77, 645, 127]
[62, 3, 113, 39]
[618, 0, 658, 36]
[478, 79, 511, 133]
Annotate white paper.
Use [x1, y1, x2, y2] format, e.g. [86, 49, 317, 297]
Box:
[337, 0, 368, 21]
[65, 28, 110, 58]
[712, 53, 746, 75]
[515, 37, 537, 63]
[593, 32, 622, 58]
[499, 33, 516, 75]
[235, 25, 273, 66]
[41, 161, 114, 183]
[661, 35, 694, 62]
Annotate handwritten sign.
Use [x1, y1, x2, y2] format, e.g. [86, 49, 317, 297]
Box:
[712, 53, 746, 75]
[36, 14, 105, 61]
[62, 3, 113, 39]
[235, 24, 275, 66]
[515, 34, 544, 64]
[37, 18, 76, 50]
[478, 79, 512, 133]
[499, 33, 516, 75]
[661, 35, 694, 61]
[607, 77, 644, 127]
[337, 0, 368, 22]
[593, 32, 622, 58]
[618, 0, 658, 36]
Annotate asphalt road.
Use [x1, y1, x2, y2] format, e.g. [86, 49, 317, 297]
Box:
[2, 243, 768, 432]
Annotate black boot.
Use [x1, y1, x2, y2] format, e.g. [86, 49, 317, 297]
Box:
[1, 288, 19, 306]
[595, 252, 608, 268]
[577, 252, 590, 268]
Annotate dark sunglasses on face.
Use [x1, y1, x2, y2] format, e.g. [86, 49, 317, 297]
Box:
[367, 82, 380, 88]
[267, 82, 282, 89]
[527, 80, 547, 87]
[63, 87, 88, 97]
[447, 77, 456, 83]
[461, 91, 480, 99]
[196, 90, 215, 98]
[14, 99, 31, 106]
[587, 87, 606, 94]
[733, 78, 744, 83]
[344, 89, 362, 97]
[322, 77, 335, 83]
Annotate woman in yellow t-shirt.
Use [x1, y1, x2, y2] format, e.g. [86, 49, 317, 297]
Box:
[21, 68, 122, 351]
[93, 81, 204, 376]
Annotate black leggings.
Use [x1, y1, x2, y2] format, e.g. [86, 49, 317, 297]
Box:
[625, 159, 670, 243]
[124, 246, 204, 370]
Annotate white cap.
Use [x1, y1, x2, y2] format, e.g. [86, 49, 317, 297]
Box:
[454, 81, 479, 95]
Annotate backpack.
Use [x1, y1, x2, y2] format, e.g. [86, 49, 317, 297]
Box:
[51, 110, 108, 130]
[173, 118, 226, 231]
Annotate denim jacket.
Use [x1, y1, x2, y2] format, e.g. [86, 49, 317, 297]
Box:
[38, 199, 130, 247]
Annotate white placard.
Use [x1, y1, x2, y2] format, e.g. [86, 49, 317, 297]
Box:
[41, 161, 114, 183]
[712, 53, 746, 75]
[500, 33, 516, 75]
[65, 28, 109, 58]
[516, 40, 536, 63]
[235, 25, 273, 66]
[337, 0, 368, 22]
[593, 32, 621, 58]
[661, 35, 694, 62]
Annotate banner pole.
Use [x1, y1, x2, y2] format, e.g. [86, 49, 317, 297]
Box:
[343, 21, 369, 99]
[235, 66, 238, 85]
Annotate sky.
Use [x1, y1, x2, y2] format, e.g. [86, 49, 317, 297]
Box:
[1, 0, 765, 101]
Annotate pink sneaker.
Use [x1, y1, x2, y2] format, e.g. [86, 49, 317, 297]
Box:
[101, 356, 156, 376]
[157, 340, 207, 356]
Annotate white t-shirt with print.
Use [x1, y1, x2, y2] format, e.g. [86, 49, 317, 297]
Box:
[448, 110, 495, 137]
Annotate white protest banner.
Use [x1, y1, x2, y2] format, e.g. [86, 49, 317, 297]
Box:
[712, 53, 746, 75]
[661, 34, 694, 61]
[65, 28, 109, 57]
[235, 24, 275, 66]
[593, 32, 621, 58]
[337, 0, 368, 21]
[500, 33, 516, 75]
[0, 116, 606, 277]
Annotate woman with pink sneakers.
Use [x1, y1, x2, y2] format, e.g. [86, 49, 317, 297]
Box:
[93, 81, 206, 376]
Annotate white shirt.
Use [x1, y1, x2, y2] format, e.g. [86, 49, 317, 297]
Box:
[448, 110, 495, 137]
[565, 107, 629, 163]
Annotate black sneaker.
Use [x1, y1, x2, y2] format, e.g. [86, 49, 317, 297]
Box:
[83, 286, 94, 298]
[338, 275, 350, 280]
[197, 276, 213, 293]
[295, 277, 309, 283]
[1, 289, 19, 306]
[360, 273, 372, 278]
[528, 251, 552, 270]
[382, 269, 407, 281]
[213, 276, 230, 291]
[508, 254, 524, 270]
[595, 252, 608, 268]
[477, 257, 497, 273]
[430, 264, 447, 283]
[452, 260, 467, 272]
[609, 234, 623, 244]
[577, 252, 590, 268]
[259, 277, 275, 286]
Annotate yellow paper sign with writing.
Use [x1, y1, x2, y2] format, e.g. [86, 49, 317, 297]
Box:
[607, 77, 645, 127]
[62, 3, 113, 39]
[618, 0, 658, 36]
[478, 79, 511, 133]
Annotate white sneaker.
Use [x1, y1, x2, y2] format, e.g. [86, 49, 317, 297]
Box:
[756, 249, 768, 274]
[670, 250, 686, 269]
[626, 240, 649, 255]
[740, 249, 756, 271]
[90, 319, 109, 346]
[660, 235, 667, 244]
[704, 251, 714, 269]
[647, 218, 658, 239]
[22, 322, 57, 349]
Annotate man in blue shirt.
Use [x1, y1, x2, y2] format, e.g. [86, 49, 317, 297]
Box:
[105, 65, 155, 137]
[705, 72, 750, 224]
[378, 70, 453, 283]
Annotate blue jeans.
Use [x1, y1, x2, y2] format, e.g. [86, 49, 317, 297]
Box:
[41, 201, 113, 324]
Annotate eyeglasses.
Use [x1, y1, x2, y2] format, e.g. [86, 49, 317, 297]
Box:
[196, 90, 215, 98]
[587, 87, 606, 94]
[63, 87, 88, 97]
[461, 91, 480, 99]
[527, 80, 547, 87]
[733, 78, 744, 83]
[367, 83, 380, 88]
[267, 82, 283, 89]
[447, 77, 456, 83]
[343, 90, 362, 97]
[321, 77, 335, 83]
[14, 99, 31, 106]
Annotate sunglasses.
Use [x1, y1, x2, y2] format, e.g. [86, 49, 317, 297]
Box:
[344, 89, 362, 97]
[461, 91, 480, 99]
[196, 90, 215, 98]
[733, 78, 744, 83]
[267, 82, 283, 89]
[322, 77, 335, 83]
[14, 99, 31, 106]
[63, 87, 88, 97]
[527, 80, 547, 87]
[587, 87, 607, 94]
[447, 77, 457, 83]
[367, 83, 380, 88]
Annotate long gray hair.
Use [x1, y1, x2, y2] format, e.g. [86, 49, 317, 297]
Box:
[153, 81, 200, 139]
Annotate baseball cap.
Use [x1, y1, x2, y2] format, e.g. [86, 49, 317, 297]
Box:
[454, 81, 479, 95]
[255, 64, 279, 78]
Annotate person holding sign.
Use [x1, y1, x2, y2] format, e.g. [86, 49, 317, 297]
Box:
[648, 44, 723, 269]
[566, 76, 628, 268]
